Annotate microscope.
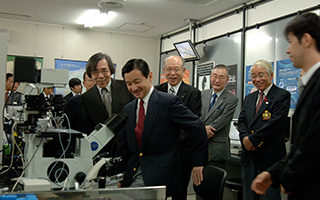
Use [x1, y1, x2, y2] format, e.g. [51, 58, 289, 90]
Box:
[3, 57, 128, 191]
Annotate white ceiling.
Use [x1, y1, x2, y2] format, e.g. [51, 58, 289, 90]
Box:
[0, 0, 256, 37]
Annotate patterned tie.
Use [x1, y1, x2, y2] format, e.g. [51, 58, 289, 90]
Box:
[255, 91, 264, 115]
[101, 88, 112, 117]
[134, 100, 145, 148]
[169, 87, 175, 95]
[209, 93, 217, 111]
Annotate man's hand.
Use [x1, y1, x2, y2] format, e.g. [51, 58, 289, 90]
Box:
[251, 171, 272, 195]
[117, 182, 122, 188]
[243, 136, 255, 151]
[205, 126, 216, 139]
[192, 166, 204, 186]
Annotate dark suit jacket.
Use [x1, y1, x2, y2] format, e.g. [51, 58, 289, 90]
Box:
[114, 89, 208, 197]
[64, 95, 86, 133]
[155, 81, 201, 172]
[268, 68, 320, 200]
[81, 79, 135, 135]
[63, 92, 74, 103]
[39, 93, 53, 108]
[238, 84, 290, 169]
[201, 89, 238, 161]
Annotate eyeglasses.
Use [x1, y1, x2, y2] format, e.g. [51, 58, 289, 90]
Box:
[91, 68, 110, 76]
[165, 67, 182, 73]
[251, 72, 267, 80]
[212, 74, 226, 80]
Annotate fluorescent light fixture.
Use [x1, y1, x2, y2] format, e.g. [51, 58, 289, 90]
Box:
[76, 9, 116, 28]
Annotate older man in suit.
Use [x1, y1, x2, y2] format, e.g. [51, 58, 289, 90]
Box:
[81, 53, 134, 135]
[201, 64, 238, 170]
[251, 12, 320, 200]
[155, 55, 201, 200]
[81, 52, 134, 158]
[238, 59, 290, 200]
[115, 58, 208, 198]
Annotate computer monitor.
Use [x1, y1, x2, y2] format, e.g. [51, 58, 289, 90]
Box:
[13, 57, 39, 83]
[173, 40, 200, 62]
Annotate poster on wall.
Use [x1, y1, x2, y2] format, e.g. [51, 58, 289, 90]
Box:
[226, 64, 237, 95]
[244, 62, 274, 96]
[55, 59, 87, 95]
[160, 70, 190, 84]
[276, 59, 301, 109]
[195, 62, 214, 91]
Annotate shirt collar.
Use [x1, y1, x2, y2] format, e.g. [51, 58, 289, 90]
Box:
[260, 83, 273, 96]
[168, 81, 182, 94]
[301, 61, 320, 86]
[43, 92, 49, 98]
[97, 79, 112, 95]
[211, 88, 225, 98]
[141, 86, 154, 104]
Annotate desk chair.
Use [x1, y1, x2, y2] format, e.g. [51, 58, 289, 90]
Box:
[225, 178, 243, 200]
[193, 165, 227, 200]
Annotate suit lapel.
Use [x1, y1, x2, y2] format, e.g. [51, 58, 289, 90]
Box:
[204, 89, 226, 121]
[177, 81, 187, 101]
[91, 86, 107, 114]
[296, 68, 320, 112]
[127, 99, 139, 150]
[246, 91, 258, 124]
[140, 90, 159, 150]
[111, 79, 120, 111]
[202, 89, 212, 118]
[253, 84, 276, 122]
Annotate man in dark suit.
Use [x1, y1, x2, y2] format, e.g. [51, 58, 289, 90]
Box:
[201, 64, 238, 170]
[238, 59, 290, 200]
[64, 72, 95, 133]
[115, 58, 208, 198]
[39, 87, 54, 107]
[5, 73, 22, 105]
[155, 55, 201, 200]
[64, 78, 82, 102]
[251, 12, 320, 200]
[81, 53, 134, 156]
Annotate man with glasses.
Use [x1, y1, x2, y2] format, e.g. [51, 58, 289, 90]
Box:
[200, 64, 238, 170]
[155, 55, 201, 200]
[81, 53, 134, 157]
[251, 12, 320, 199]
[238, 59, 290, 200]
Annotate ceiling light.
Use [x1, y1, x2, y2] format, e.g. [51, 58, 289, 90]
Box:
[76, 9, 116, 28]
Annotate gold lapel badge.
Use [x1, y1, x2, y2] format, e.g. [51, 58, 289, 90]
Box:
[262, 110, 271, 120]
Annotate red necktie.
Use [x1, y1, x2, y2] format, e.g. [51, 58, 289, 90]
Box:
[134, 100, 145, 148]
[255, 91, 264, 115]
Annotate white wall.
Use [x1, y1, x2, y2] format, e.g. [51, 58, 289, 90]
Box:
[162, 0, 320, 50]
[0, 20, 160, 84]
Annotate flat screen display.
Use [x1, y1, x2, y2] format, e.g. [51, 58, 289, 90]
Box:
[174, 40, 200, 62]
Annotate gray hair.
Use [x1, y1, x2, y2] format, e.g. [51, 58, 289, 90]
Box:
[212, 64, 229, 77]
[165, 55, 185, 68]
[251, 59, 273, 76]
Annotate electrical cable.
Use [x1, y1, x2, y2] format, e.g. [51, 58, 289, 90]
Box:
[46, 112, 71, 189]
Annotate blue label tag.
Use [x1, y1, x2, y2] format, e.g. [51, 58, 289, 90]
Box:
[91, 141, 99, 151]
